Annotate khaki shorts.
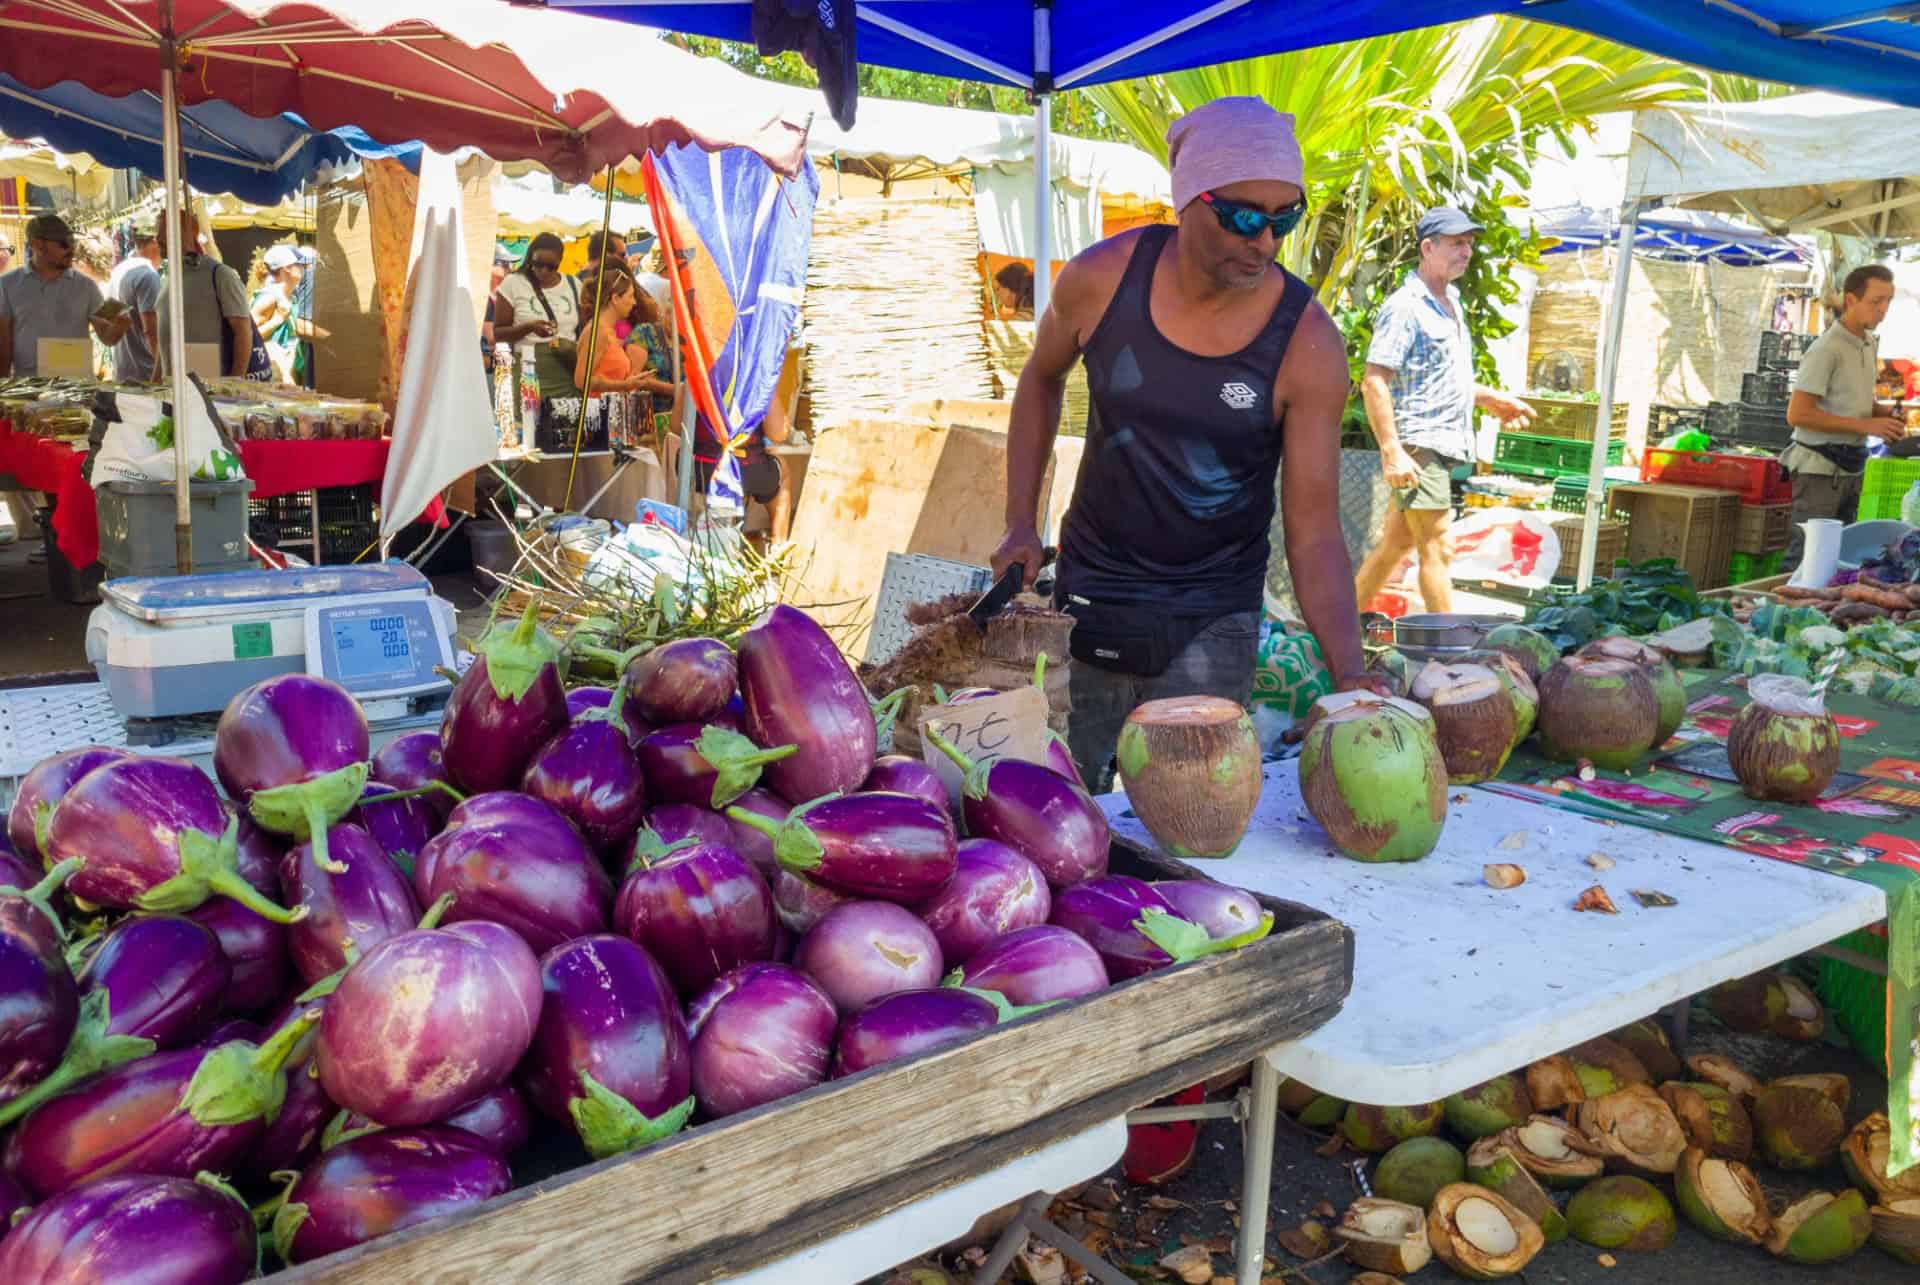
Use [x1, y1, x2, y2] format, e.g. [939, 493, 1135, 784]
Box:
[1392, 447, 1460, 512]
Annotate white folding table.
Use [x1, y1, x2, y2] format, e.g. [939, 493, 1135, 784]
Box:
[1101, 761, 1888, 1285]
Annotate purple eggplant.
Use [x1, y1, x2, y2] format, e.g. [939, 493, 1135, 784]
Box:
[314, 905, 541, 1127]
[794, 900, 943, 1014]
[44, 756, 300, 924]
[244, 1007, 330, 1183]
[348, 781, 440, 874]
[284, 822, 421, 985]
[956, 925, 1109, 1004]
[726, 792, 957, 904]
[271, 1126, 511, 1266]
[1152, 879, 1266, 941]
[413, 793, 612, 953]
[637, 723, 797, 811]
[189, 896, 289, 1014]
[1042, 736, 1085, 788]
[233, 816, 286, 898]
[942, 686, 999, 704]
[771, 866, 851, 936]
[565, 684, 615, 718]
[624, 637, 738, 725]
[614, 841, 776, 997]
[7, 745, 132, 868]
[834, 988, 1000, 1076]
[0, 860, 79, 1105]
[77, 913, 228, 1049]
[722, 786, 787, 878]
[438, 604, 569, 794]
[3, 1007, 320, 1196]
[862, 754, 951, 812]
[520, 707, 650, 855]
[642, 803, 733, 853]
[0, 1171, 255, 1284]
[1049, 875, 1271, 981]
[915, 839, 1051, 966]
[710, 693, 747, 733]
[214, 673, 372, 874]
[0, 837, 35, 891]
[687, 961, 836, 1118]
[370, 732, 457, 824]
[0, 1165, 27, 1226]
[738, 604, 877, 802]
[923, 724, 1109, 889]
[202, 1018, 265, 1046]
[441, 1082, 531, 1156]
[523, 934, 693, 1159]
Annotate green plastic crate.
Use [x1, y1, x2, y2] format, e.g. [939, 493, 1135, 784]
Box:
[1548, 476, 1626, 516]
[1495, 432, 1624, 480]
[1728, 550, 1784, 584]
[1857, 457, 1920, 521]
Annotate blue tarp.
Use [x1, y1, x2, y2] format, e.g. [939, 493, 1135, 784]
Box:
[552, 1, 1920, 111]
[1534, 204, 1808, 266]
[0, 76, 420, 204]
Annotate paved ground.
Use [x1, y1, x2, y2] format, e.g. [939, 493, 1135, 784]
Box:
[878, 997, 1907, 1284]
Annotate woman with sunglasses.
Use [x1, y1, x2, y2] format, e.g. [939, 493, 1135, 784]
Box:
[989, 96, 1383, 802]
[494, 232, 582, 400]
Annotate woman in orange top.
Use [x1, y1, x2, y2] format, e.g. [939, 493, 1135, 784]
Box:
[573, 269, 652, 396]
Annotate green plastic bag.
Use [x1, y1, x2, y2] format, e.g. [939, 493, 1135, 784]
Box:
[1251, 622, 1333, 720]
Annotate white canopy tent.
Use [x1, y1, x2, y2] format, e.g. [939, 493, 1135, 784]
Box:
[0, 140, 114, 202]
[1575, 92, 1920, 588]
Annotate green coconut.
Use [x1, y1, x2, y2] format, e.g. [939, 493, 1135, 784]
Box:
[1579, 636, 1687, 745]
[1565, 1175, 1677, 1251]
[1673, 1148, 1771, 1246]
[1526, 1037, 1649, 1109]
[1466, 1136, 1569, 1244]
[1869, 1197, 1920, 1264]
[1342, 1100, 1444, 1153]
[1753, 1083, 1847, 1170]
[1296, 1093, 1349, 1129]
[1297, 692, 1449, 863]
[1483, 623, 1560, 684]
[1275, 1076, 1321, 1115]
[1471, 649, 1540, 747]
[1373, 1136, 1467, 1209]
[1659, 1081, 1754, 1163]
[1445, 1073, 1535, 1141]
[1727, 674, 1841, 803]
[1607, 1018, 1683, 1082]
[1767, 1190, 1871, 1265]
[1367, 648, 1421, 698]
[1707, 971, 1826, 1041]
[1535, 656, 1660, 771]
[1427, 1183, 1546, 1280]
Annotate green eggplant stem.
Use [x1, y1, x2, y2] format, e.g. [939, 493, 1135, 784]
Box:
[365, 779, 466, 808]
[0, 992, 155, 1128]
[4, 855, 81, 937]
[252, 1170, 301, 1230]
[511, 601, 539, 647]
[921, 723, 977, 774]
[433, 665, 462, 685]
[1033, 652, 1047, 689]
[419, 891, 456, 931]
[624, 834, 697, 876]
[724, 807, 780, 840]
[250, 1008, 322, 1076]
[303, 798, 344, 874]
[212, 869, 307, 926]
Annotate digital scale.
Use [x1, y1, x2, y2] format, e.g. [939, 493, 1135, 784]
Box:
[85, 562, 460, 721]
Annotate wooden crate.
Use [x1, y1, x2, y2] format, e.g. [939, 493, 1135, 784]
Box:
[1733, 502, 1792, 555]
[1547, 516, 1627, 581]
[1518, 394, 1630, 443]
[280, 837, 1353, 1284]
[1610, 483, 1740, 590]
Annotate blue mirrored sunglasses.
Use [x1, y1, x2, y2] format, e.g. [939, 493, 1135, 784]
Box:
[1200, 190, 1307, 241]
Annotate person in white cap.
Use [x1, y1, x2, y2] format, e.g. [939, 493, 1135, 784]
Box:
[1351, 207, 1534, 614]
[990, 96, 1381, 793]
[252, 243, 306, 383]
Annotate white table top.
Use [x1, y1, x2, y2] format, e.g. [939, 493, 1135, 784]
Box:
[1102, 762, 1887, 1105]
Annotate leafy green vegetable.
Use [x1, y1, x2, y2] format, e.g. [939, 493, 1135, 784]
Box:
[1526, 559, 1723, 653]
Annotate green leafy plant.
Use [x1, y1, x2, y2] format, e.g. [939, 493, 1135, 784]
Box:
[1525, 559, 1722, 651]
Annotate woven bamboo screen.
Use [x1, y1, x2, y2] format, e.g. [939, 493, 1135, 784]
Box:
[801, 196, 996, 429]
[983, 320, 1090, 438]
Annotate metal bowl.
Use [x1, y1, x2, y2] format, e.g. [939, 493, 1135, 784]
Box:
[1393, 613, 1509, 652]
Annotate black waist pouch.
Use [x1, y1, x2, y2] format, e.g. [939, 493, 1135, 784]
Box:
[1806, 442, 1869, 474]
[1059, 596, 1212, 678]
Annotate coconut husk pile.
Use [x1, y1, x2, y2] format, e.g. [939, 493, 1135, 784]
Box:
[862, 593, 1073, 753]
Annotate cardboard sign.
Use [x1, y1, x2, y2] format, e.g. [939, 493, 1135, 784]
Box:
[36, 337, 90, 378]
[918, 685, 1050, 806]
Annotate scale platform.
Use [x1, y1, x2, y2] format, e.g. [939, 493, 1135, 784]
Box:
[87, 561, 460, 720]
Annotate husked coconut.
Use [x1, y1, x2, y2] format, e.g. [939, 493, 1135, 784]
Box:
[1578, 636, 1687, 744]
[1116, 696, 1261, 858]
[1410, 661, 1520, 784]
[1685, 1054, 1762, 1101]
[1573, 1084, 1688, 1175]
[1770, 1071, 1849, 1111]
[1536, 656, 1659, 771]
[1525, 1037, 1648, 1108]
[1466, 1136, 1569, 1243]
[1726, 674, 1840, 803]
[1673, 1147, 1771, 1245]
[1607, 1018, 1682, 1082]
[1335, 1198, 1432, 1275]
[1659, 1081, 1754, 1163]
[1494, 1115, 1604, 1187]
[1767, 1190, 1871, 1264]
[1468, 649, 1540, 747]
[1297, 693, 1449, 863]
[1843, 1112, 1920, 1205]
[1707, 971, 1826, 1040]
[1869, 1196, 1920, 1264]
[1427, 1183, 1546, 1279]
[1752, 1082, 1847, 1170]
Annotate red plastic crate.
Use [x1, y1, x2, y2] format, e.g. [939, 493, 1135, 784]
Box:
[1639, 448, 1791, 505]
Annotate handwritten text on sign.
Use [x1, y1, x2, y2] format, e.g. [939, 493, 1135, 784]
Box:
[918, 686, 1050, 806]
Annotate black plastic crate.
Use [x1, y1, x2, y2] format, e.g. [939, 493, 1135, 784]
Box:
[1730, 403, 1792, 450]
[1759, 330, 1815, 371]
[249, 484, 379, 563]
[1649, 403, 1708, 441]
[1741, 370, 1792, 406]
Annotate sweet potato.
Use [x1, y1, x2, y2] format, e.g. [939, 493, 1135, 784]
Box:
[1841, 584, 1910, 611]
[1830, 601, 1891, 626]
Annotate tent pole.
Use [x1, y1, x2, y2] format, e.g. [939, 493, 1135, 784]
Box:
[160, 12, 195, 575]
[1577, 200, 1643, 591]
[1031, 1, 1054, 319]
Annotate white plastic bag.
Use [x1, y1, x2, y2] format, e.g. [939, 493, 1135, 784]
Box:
[89, 377, 244, 488]
[1447, 507, 1562, 589]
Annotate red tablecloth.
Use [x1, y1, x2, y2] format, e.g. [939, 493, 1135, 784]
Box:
[0, 425, 390, 568]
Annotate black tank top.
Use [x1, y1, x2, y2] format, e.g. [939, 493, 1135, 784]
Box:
[1057, 225, 1311, 615]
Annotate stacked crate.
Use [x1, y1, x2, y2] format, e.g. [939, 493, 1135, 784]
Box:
[1637, 448, 1791, 587]
[1608, 483, 1743, 589]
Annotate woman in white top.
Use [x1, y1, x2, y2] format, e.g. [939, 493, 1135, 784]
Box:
[251, 244, 304, 384]
[493, 233, 581, 399]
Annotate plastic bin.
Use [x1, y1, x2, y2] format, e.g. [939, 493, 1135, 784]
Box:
[96, 478, 254, 579]
[1758, 329, 1815, 371]
[1857, 457, 1920, 521]
[1740, 370, 1791, 406]
[1493, 432, 1624, 479]
[1728, 550, 1784, 584]
[1733, 502, 1793, 554]
[1515, 395, 1630, 443]
[1639, 449, 1791, 504]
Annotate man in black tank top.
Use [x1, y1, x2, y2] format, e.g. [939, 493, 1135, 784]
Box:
[991, 97, 1383, 791]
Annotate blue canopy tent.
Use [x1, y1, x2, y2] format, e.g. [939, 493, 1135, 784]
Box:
[1534, 203, 1808, 266]
[0, 75, 420, 204]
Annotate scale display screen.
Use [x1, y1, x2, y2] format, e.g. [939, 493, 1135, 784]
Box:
[308, 599, 448, 696]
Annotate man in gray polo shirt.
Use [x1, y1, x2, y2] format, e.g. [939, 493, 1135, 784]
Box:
[1353, 206, 1534, 612]
[1783, 263, 1904, 564]
[154, 212, 254, 379]
[0, 214, 129, 377]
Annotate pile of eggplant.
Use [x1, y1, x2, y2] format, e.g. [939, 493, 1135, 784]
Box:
[0, 602, 1272, 1280]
